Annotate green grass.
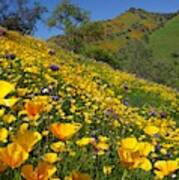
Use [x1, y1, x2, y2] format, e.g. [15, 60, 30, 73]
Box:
[149, 15, 179, 61]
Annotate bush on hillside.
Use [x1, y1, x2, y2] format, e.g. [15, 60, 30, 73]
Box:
[52, 22, 105, 53]
[81, 46, 118, 66]
[172, 51, 179, 58]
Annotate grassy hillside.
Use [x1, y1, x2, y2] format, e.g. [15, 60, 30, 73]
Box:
[149, 15, 179, 88]
[0, 29, 178, 179]
[149, 15, 179, 61]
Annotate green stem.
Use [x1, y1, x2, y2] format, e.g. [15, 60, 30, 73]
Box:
[121, 169, 128, 180]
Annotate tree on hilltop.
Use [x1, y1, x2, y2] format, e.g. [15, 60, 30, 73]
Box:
[47, 0, 90, 34]
[0, 0, 47, 34]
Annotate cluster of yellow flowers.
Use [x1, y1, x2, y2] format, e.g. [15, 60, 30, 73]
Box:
[0, 30, 178, 179]
[118, 137, 179, 179]
[118, 137, 154, 171]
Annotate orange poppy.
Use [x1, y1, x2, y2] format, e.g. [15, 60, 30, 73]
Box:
[50, 123, 81, 141]
[25, 101, 43, 120]
[12, 127, 42, 152]
[65, 171, 91, 180]
[21, 162, 56, 180]
[0, 143, 29, 168]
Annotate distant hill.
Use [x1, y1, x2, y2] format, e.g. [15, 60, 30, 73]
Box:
[148, 15, 179, 87]
[87, 8, 176, 52]
[48, 8, 179, 89]
[149, 15, 179, 61]
[48, 8, 176, 52]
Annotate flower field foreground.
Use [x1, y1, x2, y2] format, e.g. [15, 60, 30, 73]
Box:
[0, 29, 178, 180]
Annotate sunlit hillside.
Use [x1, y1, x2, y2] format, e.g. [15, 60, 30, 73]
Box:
[148, 15, 179, 87]
[0, 29, 178, 179]
[49, 8, 175, 52]
[48, 9, 179, 89]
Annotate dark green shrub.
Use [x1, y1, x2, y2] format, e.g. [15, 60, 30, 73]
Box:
[172, 51, 179, 58]
[82, 46, 118, 66]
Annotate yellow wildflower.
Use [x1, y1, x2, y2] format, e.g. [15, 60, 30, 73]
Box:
[42, 130, 49, 137]
[120, 137, 138, 152]
[43, 153, 58, 164]
[17, 88, 28, 96]
[0, 109, 5, 117]
[0, 81, 15, 99]
[95, 142, 109, 151]
[50, 123, 81, 141]
[160, 148, 167, 155]
[0, 128, 8, 142]
[76, 137, 95, 147]
[12, 125, 42, 152]
[2, 114, 16, 124]
[154, 160, 179, 179]
[21, 162, 57, 180]
[50, 141, 66, 153]
[144, 125, 159, 136]
[118, 137, 153, 171]
[98, 136, 109, 142]
[0, 80, 18, 107]
[138, 142, 154, 156]
[65, 171, 91, 180]
[0, 143, 29, 168]
[103, 165, 113, 175]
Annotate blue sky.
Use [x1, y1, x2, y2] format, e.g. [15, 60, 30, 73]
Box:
[35, 0, 179, 39]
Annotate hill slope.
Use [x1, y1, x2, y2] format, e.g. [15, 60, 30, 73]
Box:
[48, 8, 175, 52]
[148, 15, 179, 87]
[0, 29, 178, 179]
[48, 9, 179, 89]
[149, 15, 179, 61]
[88, 8, 173, 52]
